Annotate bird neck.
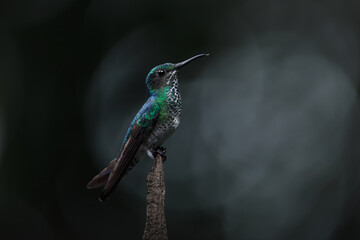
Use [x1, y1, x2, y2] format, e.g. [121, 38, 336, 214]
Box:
[151, 86, 170, 99]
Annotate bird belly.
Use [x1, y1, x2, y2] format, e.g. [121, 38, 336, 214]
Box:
[145, 115, 180, 149]
[123, 115, 180, 174]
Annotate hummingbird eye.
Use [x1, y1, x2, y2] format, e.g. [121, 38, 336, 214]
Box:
[157, 70, 165, 77]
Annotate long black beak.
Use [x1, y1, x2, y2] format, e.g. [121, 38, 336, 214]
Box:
[174, 53, 209, 70]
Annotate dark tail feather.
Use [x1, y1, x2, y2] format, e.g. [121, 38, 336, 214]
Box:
[98, 122, 150, 202]
[98, 149, 138, 202]
[87, 159, 116, 189]
[98, 167, 128, 202]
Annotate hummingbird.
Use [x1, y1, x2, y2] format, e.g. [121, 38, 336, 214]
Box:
[87, 53, 209, 202]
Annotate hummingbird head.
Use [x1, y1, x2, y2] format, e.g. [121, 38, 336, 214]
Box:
[145, 53, 209, 95]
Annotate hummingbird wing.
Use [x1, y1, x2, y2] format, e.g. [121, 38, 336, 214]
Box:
[99, 98, 160, 202]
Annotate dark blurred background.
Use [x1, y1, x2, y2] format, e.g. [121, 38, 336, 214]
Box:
[1, 0, 360, 239]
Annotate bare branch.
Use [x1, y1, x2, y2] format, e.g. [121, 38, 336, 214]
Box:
[143, 150, 168, 240]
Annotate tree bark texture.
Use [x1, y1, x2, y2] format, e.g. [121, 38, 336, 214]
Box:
[143, 152, 168, 240]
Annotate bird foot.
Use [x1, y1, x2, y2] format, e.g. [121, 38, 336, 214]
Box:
[153, 146, 167, 161]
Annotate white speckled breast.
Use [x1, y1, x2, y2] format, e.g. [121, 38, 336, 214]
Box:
[145, 110, 181, 149]
[145, 80, 182, 149]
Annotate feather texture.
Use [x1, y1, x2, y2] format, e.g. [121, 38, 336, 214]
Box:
[98, 100, 160, 201]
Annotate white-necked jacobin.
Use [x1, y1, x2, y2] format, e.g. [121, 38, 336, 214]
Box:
[87, 54, 209, 202]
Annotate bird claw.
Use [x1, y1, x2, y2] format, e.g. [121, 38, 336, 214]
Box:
[153, 146, 167, 161]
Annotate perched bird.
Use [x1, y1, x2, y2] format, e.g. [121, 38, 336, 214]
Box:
[87, 54, 209, 202]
